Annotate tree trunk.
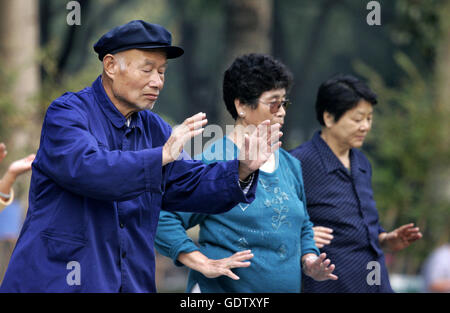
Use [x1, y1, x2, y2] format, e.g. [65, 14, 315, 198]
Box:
[433, 1, 450, 207]
[221, 0, 273, 126]
[0, 0, 40, 201]
[435, 1, 450, 136]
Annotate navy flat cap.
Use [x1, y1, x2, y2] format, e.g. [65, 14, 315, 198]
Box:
[94, 20, 184, 61]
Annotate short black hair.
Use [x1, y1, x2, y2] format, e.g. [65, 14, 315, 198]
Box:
[315, 74, 377, 126]
[223, 53, 293, 120]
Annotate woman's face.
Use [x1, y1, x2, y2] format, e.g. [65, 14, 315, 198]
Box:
[239, 88, 287, 127]
[324, 99, 373, 149]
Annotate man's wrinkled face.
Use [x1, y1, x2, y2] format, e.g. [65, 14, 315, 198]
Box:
[111, 49, 168, 112]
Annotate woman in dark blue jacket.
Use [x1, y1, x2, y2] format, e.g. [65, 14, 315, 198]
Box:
[290, 74, 422, 292]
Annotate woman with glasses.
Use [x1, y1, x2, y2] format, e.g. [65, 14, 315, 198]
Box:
[155, 53, 337, 292]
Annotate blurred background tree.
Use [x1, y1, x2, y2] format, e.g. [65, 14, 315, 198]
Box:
[0, 0, 40, 201]
[0, 0, 448, 290]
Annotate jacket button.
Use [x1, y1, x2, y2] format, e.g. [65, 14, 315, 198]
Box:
[119, 222, 124, 229]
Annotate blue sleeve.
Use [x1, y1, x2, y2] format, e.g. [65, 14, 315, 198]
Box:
[300, 212, 320, 256]
[155, 210, 207, 266]
[147, 116, 259, 215]
[297, 160, 320, 256]
[162, 157, 259, 214]
[37, 100, 163, 201]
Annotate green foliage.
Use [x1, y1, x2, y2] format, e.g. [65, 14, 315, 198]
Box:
[38, 42, 101, 113]
[355, 53, 450, 273]
[0, 0, 448, 279]
[390, 0, 442, 62]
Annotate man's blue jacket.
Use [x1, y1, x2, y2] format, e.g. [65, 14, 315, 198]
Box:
[0, 76, 257, 292]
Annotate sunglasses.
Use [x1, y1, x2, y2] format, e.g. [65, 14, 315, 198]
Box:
[260, 99, 291, 114]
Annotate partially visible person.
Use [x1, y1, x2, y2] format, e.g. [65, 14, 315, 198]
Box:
[0, 143, 6, 163]
[155, 54, 337, 293]
[0, 201, 25, 283]
[290, 74, 422, 293]
[0, 143, 35, 213]
[0, 144, 35, 283]
[422, 243, 450, 292]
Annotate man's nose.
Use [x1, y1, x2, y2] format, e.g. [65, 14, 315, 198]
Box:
[149, 72, 164, 89]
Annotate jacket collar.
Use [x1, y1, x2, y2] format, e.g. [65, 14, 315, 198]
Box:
[92, 75, 143, 132]
[311, 131, 365, 175]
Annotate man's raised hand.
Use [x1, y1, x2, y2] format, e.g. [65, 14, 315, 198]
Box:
[238, 120, 282, 180]
[162, 112, 207, 166]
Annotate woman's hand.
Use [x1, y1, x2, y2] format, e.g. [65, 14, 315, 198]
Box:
[379, 223, 422, 252]
[7, 154, 35, 178]
[178, 250, 254, 280]
[302, 253, 338, 281]
[0, 153, 35, 200]
[0, 143, 6, 163]
[312, 226, 334, 248]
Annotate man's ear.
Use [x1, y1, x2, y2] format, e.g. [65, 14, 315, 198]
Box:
[323, 111, 335, 128]
[102, 54, 118, 80]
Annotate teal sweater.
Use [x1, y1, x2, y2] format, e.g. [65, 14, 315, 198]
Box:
[155, 137, 319, 292]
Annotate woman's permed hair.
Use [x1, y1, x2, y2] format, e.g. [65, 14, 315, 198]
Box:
[223, 53, 293, 120]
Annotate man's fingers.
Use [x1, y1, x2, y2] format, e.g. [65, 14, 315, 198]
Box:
[184, 112, 206, 124]
[245, 121, 283, 159]
[255, 120, 269, 138]
[269, 124, 282, 154]
[269, 124, 281, 143]
[266, 123, 282, 150]
[407, 232, 422, 242]
[269, 130, 282, 149]
[257, 122, 270, 154]
[243, 134, 250, 161]
[404, 227, 421, 235]
[397, 223, 415, 233]
[256, 120, 271, 130]
[190, 128, 205, 138]
[180, 123, 206, 142]
[187, 119, 208, 131]
[269, 141, 282, 154]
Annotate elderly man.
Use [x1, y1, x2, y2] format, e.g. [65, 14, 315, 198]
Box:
[0, 20, 281, 292]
